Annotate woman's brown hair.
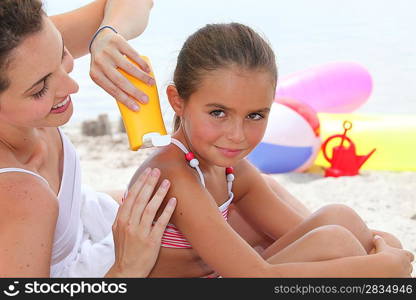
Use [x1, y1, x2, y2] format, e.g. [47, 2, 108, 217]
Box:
[172, 22, 278, 131]
[0, 0, 44, 92]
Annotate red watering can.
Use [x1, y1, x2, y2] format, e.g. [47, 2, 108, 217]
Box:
[321, 121, 376, 177]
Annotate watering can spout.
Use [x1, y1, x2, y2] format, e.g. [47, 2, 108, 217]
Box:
[356, 148, 376, 169]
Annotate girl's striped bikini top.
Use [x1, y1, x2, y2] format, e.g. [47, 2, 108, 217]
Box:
[159, 138, 235, 249]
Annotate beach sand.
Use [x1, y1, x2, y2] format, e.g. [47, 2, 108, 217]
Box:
[62, 123, 416, 275]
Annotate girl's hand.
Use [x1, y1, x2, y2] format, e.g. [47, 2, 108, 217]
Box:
[373, 235, 414, 277]
[107, 168, 176, 277]
[89, 28, 155, 111]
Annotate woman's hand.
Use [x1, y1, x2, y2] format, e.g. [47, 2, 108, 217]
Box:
[373, 235, 414, 277]
[107, 168, 176, 277]
[89, 28, 155, 111]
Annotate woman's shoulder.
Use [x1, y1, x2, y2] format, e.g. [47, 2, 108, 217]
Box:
[0, 128, 60, 218]
[0, 171, 59, 260]
[0, 161, 59, 276]
[0, 170, 58, 219]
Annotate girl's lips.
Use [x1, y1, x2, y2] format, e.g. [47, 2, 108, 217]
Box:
[50, 96, 71, 114]
[215, 146, 244, 158]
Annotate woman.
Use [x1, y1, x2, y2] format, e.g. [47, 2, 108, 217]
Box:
[0, 0, 176, 277]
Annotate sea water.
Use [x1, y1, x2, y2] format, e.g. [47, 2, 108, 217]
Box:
[44, 0, 416, 126]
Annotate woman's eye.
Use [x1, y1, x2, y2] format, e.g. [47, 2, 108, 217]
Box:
[31, 74, 51, 99]
[210, 110, 226, 118]
[247, 113, 264, 120]
[32, 83, 49, 99]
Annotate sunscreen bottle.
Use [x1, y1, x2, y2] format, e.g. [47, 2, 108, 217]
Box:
[117, 56, 171, 150]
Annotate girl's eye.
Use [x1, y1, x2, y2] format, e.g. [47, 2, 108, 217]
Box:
[210, 110, 226, 118]
[247, 113, 264, 120]
[32, 76, 51, 99]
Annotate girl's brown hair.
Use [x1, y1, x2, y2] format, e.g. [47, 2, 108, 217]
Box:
[0, 0, 44, 92]
[172, 22, 278, 131]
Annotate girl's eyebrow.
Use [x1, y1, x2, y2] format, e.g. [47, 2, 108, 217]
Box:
[206, 103, 229, 110]
[205, 103, 270, 113]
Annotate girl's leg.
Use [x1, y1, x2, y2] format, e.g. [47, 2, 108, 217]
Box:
[227, 174, 311, 250]
[227, 204, 274, 250]
[261, 174, 311, 217]
[265, 224, 367, 264]
[229, 175, 401, 255]
[261, 203, 374, 259]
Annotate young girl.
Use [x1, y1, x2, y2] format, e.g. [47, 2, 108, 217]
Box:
[129, 23, 414, 277]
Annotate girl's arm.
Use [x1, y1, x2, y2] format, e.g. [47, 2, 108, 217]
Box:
[0, 175, 58, 277]
[232, 159, 305, 240]
[264, 252, 410, 277]
[164, 164, 272, 277]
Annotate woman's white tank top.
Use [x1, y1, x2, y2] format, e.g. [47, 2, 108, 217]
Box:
[0, 128, 83, 276]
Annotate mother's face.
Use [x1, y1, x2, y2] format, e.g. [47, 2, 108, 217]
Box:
[0, 16, 79, 128]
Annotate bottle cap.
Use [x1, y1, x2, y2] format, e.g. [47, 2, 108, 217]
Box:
[142, 132, 171, 148]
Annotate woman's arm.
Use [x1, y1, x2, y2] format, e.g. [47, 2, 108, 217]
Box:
[0, 175, 58, 277]
[51, 0, 155, 111]
[50, 0, 153, 58]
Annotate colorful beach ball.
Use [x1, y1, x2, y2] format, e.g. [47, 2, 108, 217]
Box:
[247, 100, 321, 173]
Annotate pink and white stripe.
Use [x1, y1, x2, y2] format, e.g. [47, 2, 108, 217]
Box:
[160, 195, 233, 249]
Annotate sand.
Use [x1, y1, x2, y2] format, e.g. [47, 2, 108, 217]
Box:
[61, 122, 416, 275]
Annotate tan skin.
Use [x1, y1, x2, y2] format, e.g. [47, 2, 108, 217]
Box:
[51, 0, 156, 110]
[129, 67, 414, 277]
[0, 14, 175, 277]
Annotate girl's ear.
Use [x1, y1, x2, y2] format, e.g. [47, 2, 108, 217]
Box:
[166, 85, 185, 116]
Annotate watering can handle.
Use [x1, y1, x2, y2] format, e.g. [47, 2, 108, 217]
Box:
[322, 134, 354, 163]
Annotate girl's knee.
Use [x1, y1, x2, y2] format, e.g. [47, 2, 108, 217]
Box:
[315, 204, 362, 226]
[310, 224, 351, 242]
[309, 225, 366, 258]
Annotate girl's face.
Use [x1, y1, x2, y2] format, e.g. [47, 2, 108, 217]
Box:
[178, 67, 275, 167]
[0, 16, 79, 128]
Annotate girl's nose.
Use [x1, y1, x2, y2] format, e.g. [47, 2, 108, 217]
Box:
[226, 119, 245, 143]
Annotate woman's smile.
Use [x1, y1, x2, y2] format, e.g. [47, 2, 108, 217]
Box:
[50, 95, 72, 114]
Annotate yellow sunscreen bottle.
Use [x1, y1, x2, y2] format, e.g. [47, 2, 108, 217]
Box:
[117, 56, 171, 150]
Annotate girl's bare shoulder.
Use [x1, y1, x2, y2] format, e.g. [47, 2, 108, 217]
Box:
[128, 143, 200, 188]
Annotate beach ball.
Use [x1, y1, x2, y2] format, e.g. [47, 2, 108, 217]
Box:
[247, 101, 321, 173]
